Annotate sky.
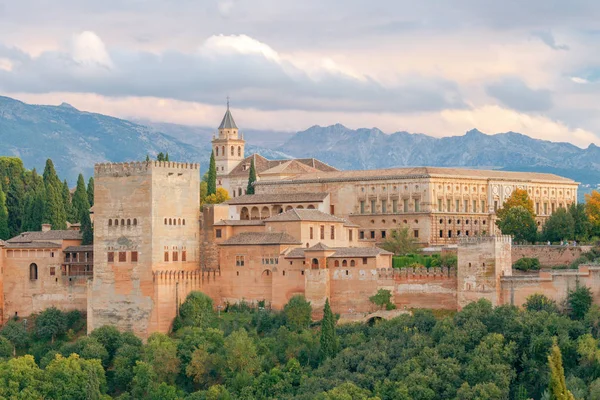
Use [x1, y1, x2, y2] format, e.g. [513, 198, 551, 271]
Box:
[1, 0, 600, 147]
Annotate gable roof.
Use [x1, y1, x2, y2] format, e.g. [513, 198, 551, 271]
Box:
[5, 241, 63, 249]
[225, 192, 329, 205]
[8, 230, 82, 243]
[264, 208, 349, 224]
[227, 154, 338, 177]
[220, 232, 302, 246]
[218, 107, 238, 129]
[213, 220, 265, 226]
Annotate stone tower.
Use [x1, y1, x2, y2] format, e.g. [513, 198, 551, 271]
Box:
[88, 161, 200, 339]
[456, 235, 512, 308]
[212, 103, 245, 186]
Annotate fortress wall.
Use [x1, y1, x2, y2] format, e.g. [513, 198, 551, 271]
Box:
[500, 265, 600, 307]
[394, 267, 458, 310]
[512, 245, 592, 267]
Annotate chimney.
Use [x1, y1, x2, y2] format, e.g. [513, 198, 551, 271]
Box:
[41, 224, 51, 232]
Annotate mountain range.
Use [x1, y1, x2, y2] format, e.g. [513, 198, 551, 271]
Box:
[1, 95, 600, 188]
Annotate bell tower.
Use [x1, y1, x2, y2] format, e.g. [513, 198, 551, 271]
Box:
[211, 101, 245, 184]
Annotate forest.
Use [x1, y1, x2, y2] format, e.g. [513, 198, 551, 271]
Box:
[0, 288, 599, 400]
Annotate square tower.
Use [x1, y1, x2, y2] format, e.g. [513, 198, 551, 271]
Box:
[88, 161, 200, 338]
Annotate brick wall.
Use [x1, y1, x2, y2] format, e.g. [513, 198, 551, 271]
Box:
[512, 245, 592, 267]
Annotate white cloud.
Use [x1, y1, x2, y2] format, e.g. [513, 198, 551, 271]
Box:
[70, 31, 113, 68]
[200, 34, 281, 63]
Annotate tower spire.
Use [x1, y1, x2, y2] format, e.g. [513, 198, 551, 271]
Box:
[227, 96, 230, 110]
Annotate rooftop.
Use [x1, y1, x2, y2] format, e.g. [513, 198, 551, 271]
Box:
[265, 208, 350, 224]
[218, 106, 238, 130]
[255, 166, 577, 185]
[286, 245, 392, 258]
[227, 154, 337, 177]
[7, 230, 82, 243]
[64, 245, 94, 252]
[5, 241, 62, 249]
[225, 192, 329, 205]
[213, 220, 265, 226]
[220, 232, 302, 246]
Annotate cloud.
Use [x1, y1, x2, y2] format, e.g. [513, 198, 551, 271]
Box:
[0, 32, 466, 114]
[485, 77, 553, 112]
[532, 31, 569, 50]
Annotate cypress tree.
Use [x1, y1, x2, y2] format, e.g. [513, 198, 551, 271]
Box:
[548, 339, 575, 400]
[157, 152, 165, 162]
[87, 177, 94, 207]
[6, 177, 24, 237]
[80, 207, 93, 245]
[62, 179, 74, 223]
[72, 174, 90, 223]
[165, 152, 170, 161]
[319, 298, 338, 361]
[145, 154, 150, 162]
[0, 187, 10, 240]
[42, 159, 61, 189]
[207, 151, 217, 196]
[246, 158, 257, 195]
[43, 184, 66, 230]
[22, 189, 45, 232]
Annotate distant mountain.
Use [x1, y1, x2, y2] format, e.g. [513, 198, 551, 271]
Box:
[278, 124, 600, 184]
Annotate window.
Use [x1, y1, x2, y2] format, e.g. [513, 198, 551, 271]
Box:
[481, 200, 486, 212]
[221, 146, 224, 155]
[310, 227, 314, 240]
[334, 260, 339, 267]
[464, 199, 468, 212]
[108, 252, 114, 262]
[448, 230, 452, 238]
[50, 267, 56, 276]
[127, 219, 131, 226]
[178, 218, 181, 225]
[236, 256, 245, 266]
[544, 203, 548, 215]
[447, 199, 451, 212]
[381, 200, 387, 213]
[173, 251, 178, 262]
[183, 219, 185, 225]
[216, 147, 219, 156]
[133, 218, 137, 226]
[414, 229, 419, 238]
[414, 199, 420, 212]
[370, 231, 375, 239]
[536, 202, 540, 215]
[455, 199, 460, 212]
[381, 230, 387, 239]
[371, 200, 376, 214]
[359, 231, 365, 240]
[349, 230, 353, 241]
[457, 230, 461, 236]
[403, 199, 409, 212]
[552, 203, 556, 213]
[231, 146, 234, 156]
[438, 199, 442, 211]
[108, 219, 112, 226]
[350, 260, 356, 267]
[121, 219, 125, 226]
[330, 226, 335, 240]
[439, 230, 443, 238]
[164, 252, 169, 262]
[473, 200, 477, 213]
[359, 201, 365, 214]
[238, 146, 241, 156]
[466, 230, 469, 236]
[29, 263, 38, 280]
[320, 225, 325, 240]
[115, 219, 119, 226]
[131, 251, 138, 262]
[362, 257, 367, 265]
[392, 199, 398, 213]
[169, 218, 172, 225]
[119, 252, 126, 262]
[216, 229, 222, 238]
[342, 260, 348, 267]
[164, 218, 167, 225]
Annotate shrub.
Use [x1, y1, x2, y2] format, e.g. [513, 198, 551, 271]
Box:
[570, 255, 590, 269]
[513, 257, 541, 272]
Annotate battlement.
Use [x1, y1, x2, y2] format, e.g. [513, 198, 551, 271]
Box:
[458, 235, 512, 246]
[95, 161, 200, 178]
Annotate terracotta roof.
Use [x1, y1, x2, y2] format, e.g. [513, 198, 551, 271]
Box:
[227, 154, 338, 177]
[5, 241, 62, 249]
[260, 160, 321, 175]
[220, 232, 302, 246]
[64, 245, 94, 252]
[255, 166, 576, 185]
[213, 220, 265, 226]
[7, 230, 82, 243]
[225, 192, 329, 205]
[265, 209, 349, 224]
[286, 246, 392, 258]
[306, 243, 331, 251]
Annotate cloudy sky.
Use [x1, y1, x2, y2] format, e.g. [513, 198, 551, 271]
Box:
[1, 0, 600, 147]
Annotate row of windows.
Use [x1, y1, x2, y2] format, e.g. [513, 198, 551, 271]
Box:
[108, 251, 138, 263]
[164, 251, 187, 262]
[332, 259, 367, 267]
[164, 218, 186, 226]
[438, 199, 487, 213]
[360, 229, 419, 240]
[309, 225, 345, 241]
[360, 199, 421, 214]
[440, 230, 487, 238]
[235, 256, 245, 266]
[438, 218, 487, 225]
[262, 257, 279, 265]
[108, 218, 137, 227]
[215, 146, 242, 157]
[361, 185, 421, 193]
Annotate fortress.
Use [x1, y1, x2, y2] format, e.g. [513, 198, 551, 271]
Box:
[0, 106, 594, 339]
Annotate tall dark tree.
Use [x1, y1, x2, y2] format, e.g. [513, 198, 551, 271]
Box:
[43, 184, 66, 230]
[165, 152, 170, 161]
[87, 177, 95, 207]
[145, 154, 150, 162]
[62, 179, 74, 223]
[319, 298, 337, 361]
[42, 159, 61, 189]
[207, 151, 217, 196]
[0, 187, 10, 240]
[72, 174, 90, 223]
[80, 207, 93, 245]
[5, 177, 24, 237]
[22, 188, 45, 232]
[246, 158, 257, 195]
[157, 152, 166, 162]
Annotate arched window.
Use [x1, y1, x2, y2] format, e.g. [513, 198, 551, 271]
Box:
[342, 260, 348, 267]
[178, 218, 181, 225]
[183, 219, 185, 225]
[238, 146, 241, 156]
[169, 218, 172, 225]
[238, 188, 242, 196]
[127, 219, 131, 226]
[133, 218, 137, 226]
[115, 219, 119, 226]
[311, 258, 319, 269]
[29, 263, 38, 280]
[231, 146, 234, 156]
[221, 146, 225, 155]
[164, 218, 167, 225]
[350, 260, 356, 267]
[215, 147, 219, 156]
[108, 219, 112, 227]
[334, 260, 339, 267]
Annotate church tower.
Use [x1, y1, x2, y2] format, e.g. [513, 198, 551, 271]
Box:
[212, 102, 245, 184]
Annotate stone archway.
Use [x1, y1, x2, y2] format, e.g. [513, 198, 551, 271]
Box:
[261, 206, 270, 219]
[250, 207, 260, 220]
[240, 207, 250, 220]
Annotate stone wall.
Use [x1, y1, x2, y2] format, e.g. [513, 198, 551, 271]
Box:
[512, 245, 592, 267]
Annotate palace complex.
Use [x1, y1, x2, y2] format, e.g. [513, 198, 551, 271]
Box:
[0, 105, 595, 339]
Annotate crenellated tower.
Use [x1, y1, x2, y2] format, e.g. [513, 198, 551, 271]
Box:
[212, 102, 245, 186]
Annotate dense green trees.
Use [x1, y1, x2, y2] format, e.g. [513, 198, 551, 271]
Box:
[284, 296, 312, 332]
[496, 205, 538, 243]
[543, 208, 575, 242]
[380, 225, 420, 255]
[0, 187, 9, 240]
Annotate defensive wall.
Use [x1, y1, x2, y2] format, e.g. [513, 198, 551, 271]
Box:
[511, 245, 592, 267]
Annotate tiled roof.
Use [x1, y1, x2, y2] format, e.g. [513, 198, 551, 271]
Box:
[255, 166, 576, 185]
[220, 232, 302, 246]
[7, 230, 82, 243]
[64, 245, 94, 252]
[213, 220, 265, 226]
[225, 192, 329, 205]
[5, 241, 62, 249]
[285, 246, 392, 258]
[218, 107, 238, 129]
[260, 160, 321, 175]
[227, 154, 337, 177]
[265, 209, 349, 224]
[306, 243, 331, 251]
